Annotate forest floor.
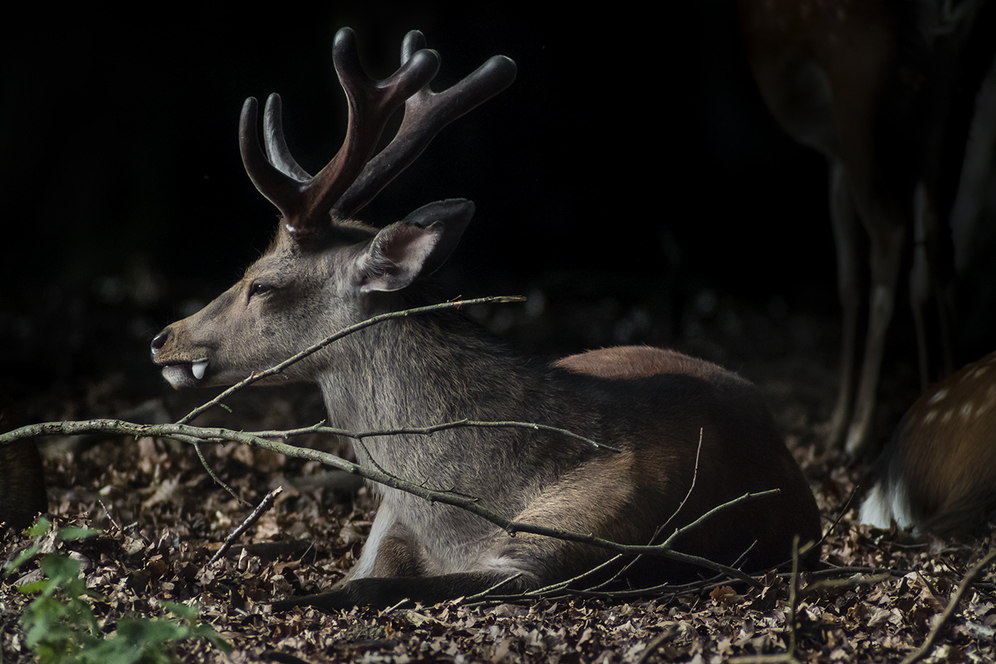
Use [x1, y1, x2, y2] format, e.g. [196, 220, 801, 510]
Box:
[2, 277, 995, 663]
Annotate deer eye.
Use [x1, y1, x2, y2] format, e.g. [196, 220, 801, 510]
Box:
[248, 281, 275, 299]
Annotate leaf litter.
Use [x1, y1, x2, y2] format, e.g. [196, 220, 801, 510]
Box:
[2, 291, 995, 663]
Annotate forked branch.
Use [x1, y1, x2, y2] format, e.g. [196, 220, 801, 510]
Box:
[2, 296, 786, 593]
[0, 415, 776, 586]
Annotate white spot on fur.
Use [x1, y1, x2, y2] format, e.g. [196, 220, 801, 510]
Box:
[923, 410, 937, 424]
[961, 402, 974, 419]
[928, 387, 949, 404]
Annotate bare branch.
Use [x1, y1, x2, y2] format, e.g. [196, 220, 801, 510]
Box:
[267, 418, 615, 451]
[0, 416, 777, 584]
[176, 295, 525, 424]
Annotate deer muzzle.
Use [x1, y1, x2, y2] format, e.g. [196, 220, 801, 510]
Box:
[151, 327, 210, 388]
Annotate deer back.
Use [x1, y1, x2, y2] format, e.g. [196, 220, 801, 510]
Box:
[555, 347, 821, 572]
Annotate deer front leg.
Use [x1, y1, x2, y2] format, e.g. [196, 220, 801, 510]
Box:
[271, 503, 534, 611]
[272, 570, 530, 612]
[272, 501, 424, 610]
[827, 160, 863, 449]
[272, 523, 534, 610]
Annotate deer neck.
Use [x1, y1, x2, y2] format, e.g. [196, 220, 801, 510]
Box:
[313, 307, 562, 524]
[314, 309, 532, 435]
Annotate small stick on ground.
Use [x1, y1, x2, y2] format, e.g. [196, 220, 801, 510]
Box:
[901, 548, 996, 664]
[207, 486, 283, 567]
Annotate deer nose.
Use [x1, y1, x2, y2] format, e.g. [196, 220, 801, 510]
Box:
[150, 328, 170, 358]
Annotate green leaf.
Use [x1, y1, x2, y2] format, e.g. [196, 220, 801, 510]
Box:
[13, 529, 231, 663]
[27, 516, 52, 537]
[4, 541, 40, 576]
[58, 526, 101, 541]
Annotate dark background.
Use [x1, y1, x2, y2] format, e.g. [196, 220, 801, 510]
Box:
[2, 4, 993, 423]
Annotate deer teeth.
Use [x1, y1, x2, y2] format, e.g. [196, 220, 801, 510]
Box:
[191, 361, 208, 380]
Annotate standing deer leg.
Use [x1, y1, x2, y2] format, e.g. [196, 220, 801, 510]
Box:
[910, 181, 956, 394]
[827, 161, 864, 449]
[910, 181, 934, 391]
[845, 206, 906, 458]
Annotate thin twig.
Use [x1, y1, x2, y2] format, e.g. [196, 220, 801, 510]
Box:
[192, 440, 244, 505]
[901, 548, 996, 664]
[575, 427, 706, 594]
[787, 536, 801, 656]
[207, 487, 283, 567]
[636, 625, 680, 664]
[728, 538, 809, 664]
[657, 427, 704, 537]
[256, 418, 614, 451]
[797, 571, 892, 601]
[464, 573, 525, 603]
[728, 655, 799, 664]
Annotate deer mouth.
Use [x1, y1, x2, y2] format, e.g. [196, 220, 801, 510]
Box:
[160, 360, 209, 388]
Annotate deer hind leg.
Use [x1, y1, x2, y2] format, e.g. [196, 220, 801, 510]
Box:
[910, 180, 955, 390]
[845, 201, 906, 458]
[827, 160, 864, 449]
[478, 449, 676, 593]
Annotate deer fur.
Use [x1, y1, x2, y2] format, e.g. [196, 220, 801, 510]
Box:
[151, 28, 821, 610]
[860, 349, 996, 537]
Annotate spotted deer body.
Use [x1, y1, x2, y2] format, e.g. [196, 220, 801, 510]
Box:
[860, 350, 996, 536]
[151, 28, 821, 610]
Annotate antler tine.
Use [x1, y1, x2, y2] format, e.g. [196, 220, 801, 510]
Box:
[240, 27, 440, 245]
[333, 31, 517, 219]
[263, 93, 311, 182]
[240, 97, 308, 218]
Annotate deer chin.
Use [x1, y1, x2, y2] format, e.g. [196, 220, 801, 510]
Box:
[161, 360, 210, 389]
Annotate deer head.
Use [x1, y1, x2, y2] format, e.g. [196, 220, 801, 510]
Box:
[150, 28, 516, 389]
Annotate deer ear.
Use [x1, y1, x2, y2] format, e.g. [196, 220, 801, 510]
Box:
[355, 199, 475, 293]
[402, 199, 475, 275]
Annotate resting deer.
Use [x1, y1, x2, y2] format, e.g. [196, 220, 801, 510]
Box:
[150, 28, 821, 610]
[737, 0, 996, 457]
[859, 349, 996, 537]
